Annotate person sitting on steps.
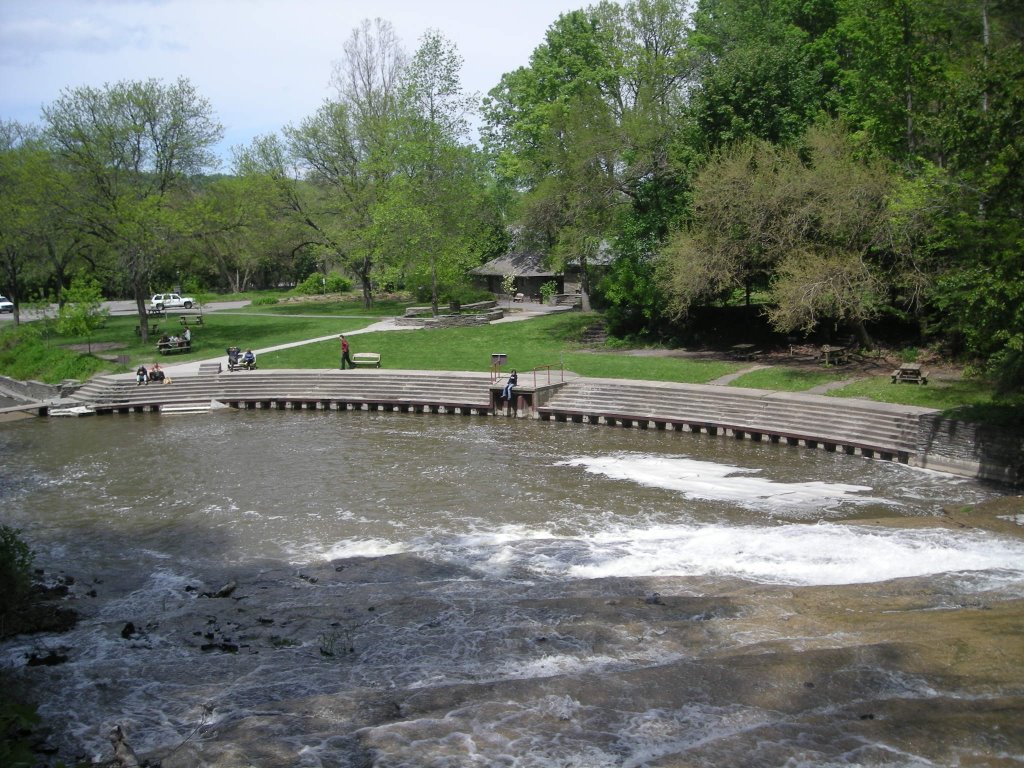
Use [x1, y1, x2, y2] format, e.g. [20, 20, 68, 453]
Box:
[501, 370, 518, 402]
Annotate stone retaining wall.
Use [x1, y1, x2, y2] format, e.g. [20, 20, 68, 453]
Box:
[0, 374, 80, 402]
[916, 415, 1024, 485]
[394, 310, 504, 328]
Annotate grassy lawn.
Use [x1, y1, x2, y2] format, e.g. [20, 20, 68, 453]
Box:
[0, 312, 372, 382]
[262, 312, 743, 384]
[218, 298, 413, 317]
[727, 366, 844, 392]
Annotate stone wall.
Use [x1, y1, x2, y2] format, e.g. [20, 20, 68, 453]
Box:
[395, 309, 504, 328]
[0, 375, 82, 402]
[916, 415, 1024, 486]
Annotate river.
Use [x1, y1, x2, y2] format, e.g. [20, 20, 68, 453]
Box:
[1, 410, 1022, 767]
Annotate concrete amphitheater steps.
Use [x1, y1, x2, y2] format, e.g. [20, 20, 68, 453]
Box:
[70, 371, 495, 414]
[537, 378, 931, 460]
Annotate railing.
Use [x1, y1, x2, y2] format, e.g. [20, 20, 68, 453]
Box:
[529, 363, 564, 387]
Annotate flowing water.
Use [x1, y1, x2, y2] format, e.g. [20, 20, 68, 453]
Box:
[1, 410, 1022, 767]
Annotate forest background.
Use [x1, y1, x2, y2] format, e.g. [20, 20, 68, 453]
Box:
[1, 0, 1021, 393]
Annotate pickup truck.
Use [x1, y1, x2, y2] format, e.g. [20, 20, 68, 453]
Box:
[0, 295, 12, 313]
[148, 293, 196, 311]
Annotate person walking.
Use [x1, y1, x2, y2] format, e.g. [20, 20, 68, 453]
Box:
[339, 335, 353, 370]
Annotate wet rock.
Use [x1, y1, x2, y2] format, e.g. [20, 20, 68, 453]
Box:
[27, 650, 69, 666]
[201, 642, 239, 653]
[121, 622, 136, 639]
[200, 581, 237, 599]
[644, 592, 665, 605]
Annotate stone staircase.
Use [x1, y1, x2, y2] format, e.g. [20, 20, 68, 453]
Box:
[536, 378, 933, 462]
[66, 370, 939, 465]
[69, 370, 495, 416]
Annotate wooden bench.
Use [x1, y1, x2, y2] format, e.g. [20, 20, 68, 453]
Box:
[179, 315, 204, 326]
[135, 324, 159, 336]
[891, 364, 928, 385]
[157, 341, 192, 356]
[350, 352, 381, 368]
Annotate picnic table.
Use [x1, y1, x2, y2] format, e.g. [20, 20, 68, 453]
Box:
[135, 323, 159, 336]
[891, 363, 928, 385]
[157, 340, 192, 356]
[819, 345, 850, 366]
[730, 343, 762, 361]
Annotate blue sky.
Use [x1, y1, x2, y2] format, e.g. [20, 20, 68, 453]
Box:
[0, 0, 585, 160]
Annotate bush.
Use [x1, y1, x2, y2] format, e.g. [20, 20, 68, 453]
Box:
[0, 526, 33, 617]
[251, 296, 280, 306]
[294, 273, 353, 296]
[540, 280, 558, 304]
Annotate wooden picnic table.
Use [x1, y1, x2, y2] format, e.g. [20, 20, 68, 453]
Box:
[157, 340, 192, 356]
[891, 363, 928, 384]
[730, 343, 762, 361]
[819, 345, 850, 366]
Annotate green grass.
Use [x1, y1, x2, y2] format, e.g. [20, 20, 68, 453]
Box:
[0, 311, 372, 384]
[827, 375, 1010, 411]
[219, 299, 414, 317]
[728, 366, 844, 392]
[263, 312, 743, 384]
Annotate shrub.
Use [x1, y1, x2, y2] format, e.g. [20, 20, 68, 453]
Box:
[540, 280, 559, 304]
[294, 273, 353, 296]
[251, 296, 279, 306]
[0, 526, 33, 617]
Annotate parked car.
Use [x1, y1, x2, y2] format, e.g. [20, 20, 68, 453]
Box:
[148, 293, 196, 311]
[0, 295, 12, 313]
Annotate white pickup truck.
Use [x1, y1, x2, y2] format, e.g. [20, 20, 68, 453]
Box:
[148, 293, 196, 311]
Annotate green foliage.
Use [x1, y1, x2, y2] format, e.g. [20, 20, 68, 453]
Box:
[0, 324, 112, 383]
[55, 275, 107, 349]
[0, 525, 34, 617]
[250, 296, 280, 306]
[0, 697, 41, 768]
[539, 280, 558, 304]
[294, 273, 353, 296]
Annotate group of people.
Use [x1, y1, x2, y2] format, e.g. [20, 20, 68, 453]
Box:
[226, 346, 256, 371]
[135, 362, 168, 385]
[157, 327, 191, 348]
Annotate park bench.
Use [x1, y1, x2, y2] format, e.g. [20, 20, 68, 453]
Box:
[135, 323, 159, 336]
[512, 292, 526, 302]
[351, 352, 381, 368]
[891, 364, 928, 385]
[179, 314, 204, 326]
[157, 340, 192, 356]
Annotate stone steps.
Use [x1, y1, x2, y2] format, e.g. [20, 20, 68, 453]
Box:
[538, 379, 927, 459]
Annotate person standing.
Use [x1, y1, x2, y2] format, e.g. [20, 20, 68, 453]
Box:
[339, 335, 353, 370]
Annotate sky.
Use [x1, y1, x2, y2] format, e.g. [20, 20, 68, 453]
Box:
[0, 0, 586, 161]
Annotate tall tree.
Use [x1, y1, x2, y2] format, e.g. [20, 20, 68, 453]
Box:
[42, 78, 222, 340]
[483, 0, 694, 316]
[660, 122, 905, 344]
[382, 29, 492, 314]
